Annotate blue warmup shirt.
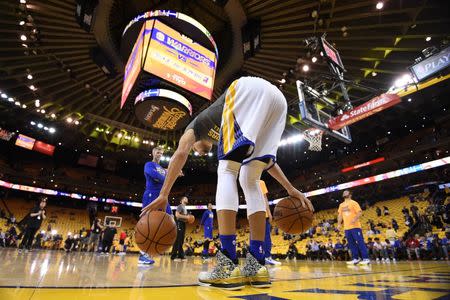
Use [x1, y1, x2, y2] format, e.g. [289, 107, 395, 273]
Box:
[201, 210, 214, 239]
[142, 161, 171, 214]
[201, 210, 214, 227]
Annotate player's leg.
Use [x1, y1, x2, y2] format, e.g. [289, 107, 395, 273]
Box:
[353, 228, 370, 264]
[240, 160, 272, 287]
[345, 229, 361, 264]
[198, 159, 244, 290]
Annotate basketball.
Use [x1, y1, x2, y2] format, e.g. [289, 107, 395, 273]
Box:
[273, 197, 313, 234]
[135, 211, 177, 256]
[187, 214, 195, 224]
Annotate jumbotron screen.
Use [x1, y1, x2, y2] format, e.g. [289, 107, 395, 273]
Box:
[121, 19, 217, 108]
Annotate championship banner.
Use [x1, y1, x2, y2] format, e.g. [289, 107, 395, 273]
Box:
[328, 94, 401, 130]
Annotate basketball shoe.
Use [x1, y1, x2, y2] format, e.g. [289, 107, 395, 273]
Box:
[138, 254, 154, 265]
[198, 251, 244, 290]
[346, 259, 361, 265]
[242, 253, 271, 287]
[265, 256, 281, 265]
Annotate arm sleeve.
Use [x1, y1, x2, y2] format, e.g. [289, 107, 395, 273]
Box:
[144, 162, 165, 182]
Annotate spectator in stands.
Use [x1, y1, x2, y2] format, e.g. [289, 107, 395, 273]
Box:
[393, 237, 406, 260]
[0, 228, 5, 247]
[7, 225, 18, 247]
[286, 241, 298, 260]
[431, 214, 444, 229]
[88, 218, 103, 252]
[79, 227, 89, 252]
[376, 206, 382, 217]
[392, 218, 399, 231]
[366, 226, 375, 237]
[404, 214, 414, 229]
[19, 197, 46, 252]
[334, 239, 345, 261]
[441, 232, 449, 260]
[366, 238, 375, 260]
[119, 231, 127, 254]
[7, 214, 16, 226]
[411, 204, 420, 222]
[384, 239, 395, 261]
[383, 206, 390, 216]
[385, 226, 397, 242]
[406, 234, 421, 260]
[101, 223, 117, 255]
[401, 206, 409, 216]
[64, 234, 75, 252]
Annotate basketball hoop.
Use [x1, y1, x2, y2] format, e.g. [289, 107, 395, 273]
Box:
[303, 129, 323, 152]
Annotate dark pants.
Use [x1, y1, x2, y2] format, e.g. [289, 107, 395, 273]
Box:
[102, 239, 113, 253]
[20, 226, 39, 249]
[171, 221, 186, 259]
[345, 228, 369, 260]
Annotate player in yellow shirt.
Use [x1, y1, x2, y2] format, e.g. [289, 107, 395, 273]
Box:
[337, 190, 370, 265]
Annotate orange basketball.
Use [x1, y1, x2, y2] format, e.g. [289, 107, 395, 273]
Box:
[135, 211, 177, 256]
[273, 196, 313, 234]
[187, 214, 195, 224]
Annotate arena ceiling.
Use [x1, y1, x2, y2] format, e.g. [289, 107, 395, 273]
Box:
[0, 0, 449, 163]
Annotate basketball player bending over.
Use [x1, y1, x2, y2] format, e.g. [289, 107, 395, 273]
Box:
[142, 76, 314, 290]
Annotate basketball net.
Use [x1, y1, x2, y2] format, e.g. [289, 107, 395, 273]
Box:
[303, 129, 323, 152]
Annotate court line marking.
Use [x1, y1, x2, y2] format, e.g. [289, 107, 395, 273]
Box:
[0, 265, 446, 290]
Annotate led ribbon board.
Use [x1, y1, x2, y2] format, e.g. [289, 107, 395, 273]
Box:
[410, 45, 449, 83]
[1, 156, 448, 210]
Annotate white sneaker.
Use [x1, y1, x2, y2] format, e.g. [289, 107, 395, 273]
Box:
[358, 259, 371, 265]
[376, 258, 380, 262]
[265, 257, 281, 265]
[392, 258, 396, 262]
[346, 259, 361, 265]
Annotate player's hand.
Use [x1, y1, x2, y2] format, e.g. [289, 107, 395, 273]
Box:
[140, 195, 168, 217]
[287, 188, 314, 212]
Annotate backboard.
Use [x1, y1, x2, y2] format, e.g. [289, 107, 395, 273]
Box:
[296, 80, 352, 144]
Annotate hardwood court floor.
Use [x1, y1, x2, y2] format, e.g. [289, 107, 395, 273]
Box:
[0, 248, 449, 299]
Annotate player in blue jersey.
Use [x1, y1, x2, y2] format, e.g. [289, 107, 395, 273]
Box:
[200, 203, 214, 260]
[139, 146, 171, 265]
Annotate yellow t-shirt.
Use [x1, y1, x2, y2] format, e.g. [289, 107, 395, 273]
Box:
[338, 199, 362, 230]
[259, 180, 269, 218]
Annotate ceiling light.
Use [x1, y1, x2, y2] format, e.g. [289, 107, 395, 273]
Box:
[8, 97, 14, 102]
[376, 2, 384, 10]
[105, 130, 110, 134]
[1, 93, 7, 99]
[37, 123, 43, 128]
[125, 136, 131, 140]
[66, 117, 73, 123]
[15, 101, 21, 106]
[74, 120, 80, 125]
[19, 20, 25, 26]
[22, 43, 27, 47]
[34, 100, 40, 107]
[22, 104, 27, 108]
[280, 78, 286, 84]
[134, 137, 139, 142]
[40, 109, 45, 114]
[117, 133, 123, 138]
[30, 121, 36, 125]
[58, 142, 62, 146]
[311, 56, 317, 63]
[20, 0, 27, 3]
[44, 127, 48, 131]
[425, 36, 431, 42]
[407, 98, 412, 102]
[50, 113, 56, 118]
[372, 72, 377, 76]
[194, 151, 199, 156]
[27, 74, 33, 80]
[150, 141, 155, 146]
[20, 35, 27, 41]
[49, 128, 55, 134]
[29, 85, 36, 90]
[302, 64, 310, 72]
